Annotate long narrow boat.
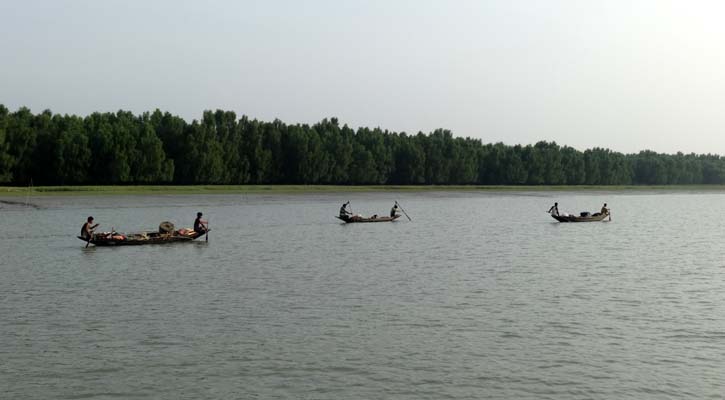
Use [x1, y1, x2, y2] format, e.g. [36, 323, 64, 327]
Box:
[336, 214, 401, 223]
[78, 228, 206, 246]
[551, 213, 608, 222]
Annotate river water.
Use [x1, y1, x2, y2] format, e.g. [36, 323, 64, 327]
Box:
[1, 190, 724, 399]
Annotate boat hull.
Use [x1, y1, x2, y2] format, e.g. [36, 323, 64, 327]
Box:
[551, 213, 608, 222]
[78, 230, 206, 246]
[336, 215, 401, 223]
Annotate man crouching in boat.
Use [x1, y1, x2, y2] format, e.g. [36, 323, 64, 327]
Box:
[194, 212, 208, 235]
[601, 203, 611, 221]
[339, 201, 352, 219]
[81, 216, 99, 240]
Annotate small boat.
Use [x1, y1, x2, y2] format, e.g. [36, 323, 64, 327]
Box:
[78, 228, 206, 246]
[336, 214, 401, 223]
[551, 212, 608, 223]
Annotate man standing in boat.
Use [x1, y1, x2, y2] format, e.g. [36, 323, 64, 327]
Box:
[547, 202, 559, 216]
[390, 202, 399, 218]
[339, 201, 352, 218]
[194, 212, 208, 234]
[81, 216, 99, 240]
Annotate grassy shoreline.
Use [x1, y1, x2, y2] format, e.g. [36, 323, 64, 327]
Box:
[3, 184, 725, 196]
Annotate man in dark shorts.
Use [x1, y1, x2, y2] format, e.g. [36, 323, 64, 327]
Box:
[339, 201, 352, 218]
[194, 212, 208, 234]
[81, 216, 99, 240]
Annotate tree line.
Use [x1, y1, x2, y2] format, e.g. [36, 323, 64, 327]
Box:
[1, 104, 725, 186]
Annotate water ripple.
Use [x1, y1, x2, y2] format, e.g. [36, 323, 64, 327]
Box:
[2, 192, 725, 399]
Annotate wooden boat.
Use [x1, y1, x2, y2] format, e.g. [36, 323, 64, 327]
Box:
[551, 213, 608, 222]
[78, 228, 207, 246]
[336, 214, 401, 223]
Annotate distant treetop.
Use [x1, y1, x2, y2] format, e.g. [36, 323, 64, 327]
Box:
[0, 105, 722, 185]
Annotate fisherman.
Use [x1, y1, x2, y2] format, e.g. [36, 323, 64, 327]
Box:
[339, 201, 352, 218]
[390, 202, 399, 218]
[547, 202, 559, 216]
[601, 203, 609, 215]
[194, 212, 208, 234]
[81, 216, 99, 240]
[600, 203, 612, 221]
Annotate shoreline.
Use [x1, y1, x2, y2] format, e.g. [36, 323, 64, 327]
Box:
[3, 184, 725, 196]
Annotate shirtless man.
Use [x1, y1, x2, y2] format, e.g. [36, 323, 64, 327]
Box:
[339, 201, 352, 218]
[194, 212, 208, 234]
[547, 202, 559, 216]
[81, 216, 99, 240]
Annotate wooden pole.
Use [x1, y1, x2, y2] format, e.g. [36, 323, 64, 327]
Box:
[396, 200, 412, 221]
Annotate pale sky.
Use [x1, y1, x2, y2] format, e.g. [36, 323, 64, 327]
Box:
[2, 0, 725, 154]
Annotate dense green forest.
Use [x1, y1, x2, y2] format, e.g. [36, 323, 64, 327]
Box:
[1, 104, 724, 185]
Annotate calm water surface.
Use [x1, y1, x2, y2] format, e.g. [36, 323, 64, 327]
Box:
[1, 191, 724, 399]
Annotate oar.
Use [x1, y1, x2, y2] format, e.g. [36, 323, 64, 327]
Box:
[206, 218, 209, 242]
[396, 200, 412, 221]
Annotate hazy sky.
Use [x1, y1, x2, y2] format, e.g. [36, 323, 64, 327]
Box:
[2, 0, 725, 154]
